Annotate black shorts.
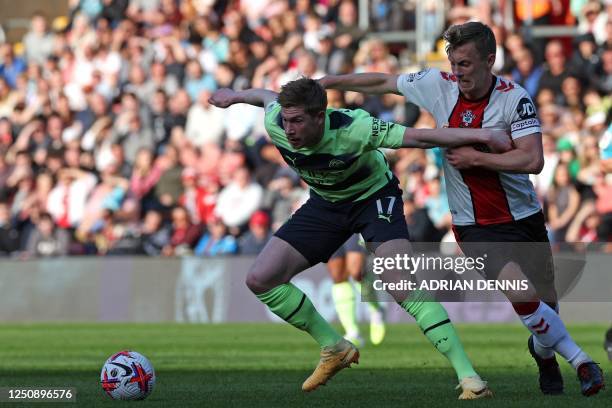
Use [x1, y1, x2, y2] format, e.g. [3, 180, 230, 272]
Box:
[275, 178, 409, 265]
[453, 211, 556, 300]
[330, 234, 368, 260]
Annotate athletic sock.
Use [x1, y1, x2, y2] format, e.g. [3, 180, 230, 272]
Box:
[517, 301, 592, 369]
[257, 283, 342, 348]
[533, 336, 555, 359]
[531, 302, 557, 359]
[400, 291, 478, 380]
[332, 282, 360, 338]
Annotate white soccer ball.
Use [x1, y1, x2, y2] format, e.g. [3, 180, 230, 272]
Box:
[100, 350, 155, 400]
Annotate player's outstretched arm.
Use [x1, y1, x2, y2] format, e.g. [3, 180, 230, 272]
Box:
[318, 73, 401, 95]
[446, 133, 544, 174]
[402, 127, 513, 152]
[208, 88, 278, 108]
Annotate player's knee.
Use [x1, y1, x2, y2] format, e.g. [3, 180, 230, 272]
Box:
[505, 286, 538, 304]
[245, 270, 272, 295]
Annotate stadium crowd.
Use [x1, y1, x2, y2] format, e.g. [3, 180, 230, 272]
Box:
[0, 0, 610, 258]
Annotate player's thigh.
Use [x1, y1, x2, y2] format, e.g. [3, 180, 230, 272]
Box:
[246, 236, 310, 294]
[275, 197, 352, 266]
[455, 217, 554, 301]
[373, 238, 414, 303]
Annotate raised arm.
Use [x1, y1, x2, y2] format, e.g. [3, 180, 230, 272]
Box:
[318, 73, 401, 95]
[208, 88, 278, 108]
[402, 127, 512, 153]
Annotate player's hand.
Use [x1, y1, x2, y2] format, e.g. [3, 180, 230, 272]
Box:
[486, 128, 513, 153]
[208, 88, 237, 108]
[445, 146, 479, 169]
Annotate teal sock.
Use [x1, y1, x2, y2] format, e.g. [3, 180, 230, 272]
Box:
[257, 283, 342, 348]
[401, 291, 478, 380]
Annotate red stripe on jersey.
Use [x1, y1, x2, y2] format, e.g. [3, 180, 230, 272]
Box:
[448, 78, 513, 225]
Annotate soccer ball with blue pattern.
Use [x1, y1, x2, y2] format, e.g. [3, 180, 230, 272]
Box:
[101, 350, 155, 400]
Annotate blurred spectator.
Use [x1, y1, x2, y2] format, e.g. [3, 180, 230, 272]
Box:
[216, 166, 263, 234]
[569, 33, 600, 85]
[76, 166, 129, 240]
[514, 0, 563, 61]
[238, 210, 272, 255]
[46, 168, 97, 229]
[593, 48, 612, 95]
[185, 89, 224, 147]
[184, 59, 216, 101]
[0, 201, 20, 256]
[332, 0, 365, 65]
[194, 216, 237, 256]
[511, 47, 543, 98]
[148, 89, 174, 148]
[566, 201, 601, 244]
[354, 39, 398, 74]
[162, 205, 201, 256]
[154, 144, 183, 208]
[547, 164, 581, 244]
[23, 212, 70, 257]
[139, 209, 171, 256]
[0, 154, 13, 201]
[0, 43, 27, 89]
[596, 123, 612, 248]
[577, 134, 602, 189]
[179, 167, 218, 225]
[110, 111, 154, 165]
[22, 12, 55, 64]
[557, 138, 581, 179]
[129, 147, 163, 212]
[538, 40, 580, 99]
[261, 175, 302, 231]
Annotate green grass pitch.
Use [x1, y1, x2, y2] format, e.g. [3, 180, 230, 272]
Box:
[0, 323, 609, 407]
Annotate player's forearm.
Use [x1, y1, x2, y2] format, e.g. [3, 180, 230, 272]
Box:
[402, 128, 488, 149]
[231, 89, 278, 107]
[470, 149, 544, 174]
[319, 73, 398, 94]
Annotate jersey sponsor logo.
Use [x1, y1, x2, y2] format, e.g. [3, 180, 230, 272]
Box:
[440, 71, 457, 82]
[405, 69, 429, 82]
[371, 118, 389, 139]
[511, 118, 540, 132]
[495, 79, 515, 92]
[460, 110, 477, 127]
[516, 97, 537, 119]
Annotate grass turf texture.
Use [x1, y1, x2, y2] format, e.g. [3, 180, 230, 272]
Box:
[0, 323, 609, 407]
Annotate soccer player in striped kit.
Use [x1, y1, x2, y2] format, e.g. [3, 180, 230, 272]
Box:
[320, 21, 605, 397]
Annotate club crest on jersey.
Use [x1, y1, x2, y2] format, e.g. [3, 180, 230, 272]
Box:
[460, 110, 476, 127]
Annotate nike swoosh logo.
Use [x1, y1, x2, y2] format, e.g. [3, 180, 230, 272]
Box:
[111, 362, 133, 376]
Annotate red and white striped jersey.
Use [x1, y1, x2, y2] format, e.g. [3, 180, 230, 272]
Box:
[397, 68, 542, 226]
